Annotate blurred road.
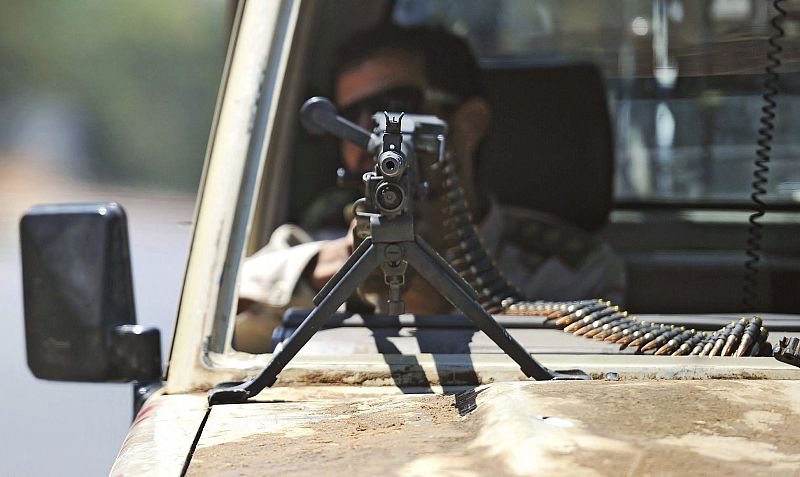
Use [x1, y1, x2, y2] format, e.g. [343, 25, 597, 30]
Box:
[0, 161, 195, 476]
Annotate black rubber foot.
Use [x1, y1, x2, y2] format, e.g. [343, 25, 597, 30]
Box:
[549, 369, 591, 380]
[208, 383, 250, 405]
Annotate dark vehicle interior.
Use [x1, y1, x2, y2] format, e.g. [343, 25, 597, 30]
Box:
[243, 0, 800, 357]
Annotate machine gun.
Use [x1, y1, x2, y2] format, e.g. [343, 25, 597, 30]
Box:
[295, 100, 778, 363]
[209, 97, 581, 404]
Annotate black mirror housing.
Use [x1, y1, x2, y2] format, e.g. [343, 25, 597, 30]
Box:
[20, 203, 161, 382]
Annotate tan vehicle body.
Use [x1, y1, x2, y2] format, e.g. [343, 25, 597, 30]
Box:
[103, 1, 800, 475]
[112, 359, 800, 476]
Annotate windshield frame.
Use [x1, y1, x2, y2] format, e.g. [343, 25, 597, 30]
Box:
[166, 0, 800, 393]
[166, 0, 304, 394]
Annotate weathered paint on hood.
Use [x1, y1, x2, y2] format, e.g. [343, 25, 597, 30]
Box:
[184, 380, 800, 476]
[109, 393, 208, 477]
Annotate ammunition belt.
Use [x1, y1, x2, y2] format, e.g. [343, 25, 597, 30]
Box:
[432, 155, 772, 357]
[432, 157, 522, 314]
[507, 301, 770, 357]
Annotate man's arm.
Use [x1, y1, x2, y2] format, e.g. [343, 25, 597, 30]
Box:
[234, 224, 354, 353]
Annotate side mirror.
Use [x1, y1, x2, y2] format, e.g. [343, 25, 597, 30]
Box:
[20, 203, 161, 382]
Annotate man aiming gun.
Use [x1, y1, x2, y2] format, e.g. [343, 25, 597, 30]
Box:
[234, 24, 625, 354]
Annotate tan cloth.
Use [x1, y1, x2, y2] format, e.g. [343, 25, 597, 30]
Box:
[235, 203, 625, 353]
[238, 224, 321, 309]
[234, 225, 322, 353]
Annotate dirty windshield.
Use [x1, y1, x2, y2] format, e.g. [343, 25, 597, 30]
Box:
[222, 0, 800, 365]
[392, 0, 800, 204]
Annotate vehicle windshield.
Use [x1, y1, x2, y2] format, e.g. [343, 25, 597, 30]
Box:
[394, 0, 800, 205]
[207, 0, 800, 370]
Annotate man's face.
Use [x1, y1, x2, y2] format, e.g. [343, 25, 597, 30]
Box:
[335, 50, 428, 173]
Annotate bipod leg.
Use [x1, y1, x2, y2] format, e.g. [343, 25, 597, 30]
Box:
[209, 239, 380, 404]
[405, 237, 560, 381]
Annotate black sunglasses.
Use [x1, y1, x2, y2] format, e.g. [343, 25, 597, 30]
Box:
[339, 85, 425, 124]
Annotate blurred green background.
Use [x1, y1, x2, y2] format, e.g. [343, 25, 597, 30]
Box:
[0, 0, 230, 191]
[0, 2, 232, 476]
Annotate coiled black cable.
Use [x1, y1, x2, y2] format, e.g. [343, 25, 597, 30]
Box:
[743, 0, 786, 311]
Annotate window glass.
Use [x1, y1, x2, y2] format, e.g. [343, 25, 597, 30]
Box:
[394, 0, 800, 204]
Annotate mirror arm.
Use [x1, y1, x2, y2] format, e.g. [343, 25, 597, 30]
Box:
[110, 325, 162, 382]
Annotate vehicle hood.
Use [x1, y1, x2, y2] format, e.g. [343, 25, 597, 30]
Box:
[183, 379, 800, 476]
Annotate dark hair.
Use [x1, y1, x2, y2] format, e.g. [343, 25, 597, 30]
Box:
[331, 24, 487, 102]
